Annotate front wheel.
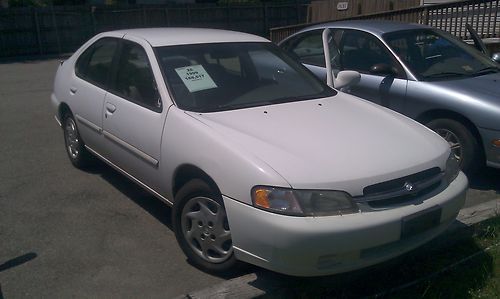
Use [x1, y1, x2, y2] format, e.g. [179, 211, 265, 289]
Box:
[426, 118, 482, 173]
[173, 179, 236, 273]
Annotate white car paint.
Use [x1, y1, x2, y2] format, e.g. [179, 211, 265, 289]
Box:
[52, 28, 468, 277]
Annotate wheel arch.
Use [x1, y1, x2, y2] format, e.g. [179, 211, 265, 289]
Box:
[416, 109, 485, 153]
[172, 164, 222, 201]
[58, 102, 73, 121]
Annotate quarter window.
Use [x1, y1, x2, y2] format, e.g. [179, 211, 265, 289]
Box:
[112, 41, 160, 111]
[75, 38, 118, 87]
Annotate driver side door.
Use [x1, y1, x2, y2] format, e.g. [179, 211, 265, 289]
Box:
[336, 29, 408, 112]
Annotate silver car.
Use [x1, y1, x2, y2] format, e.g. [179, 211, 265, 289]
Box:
[52, 28, 467, 276]
[280, 20, 500, 173]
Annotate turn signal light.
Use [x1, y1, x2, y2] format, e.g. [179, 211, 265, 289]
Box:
[253, 188, 271, 208]
[492, 139, 500, 148]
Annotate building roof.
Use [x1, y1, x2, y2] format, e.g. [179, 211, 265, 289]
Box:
[108, 28, 269, 47]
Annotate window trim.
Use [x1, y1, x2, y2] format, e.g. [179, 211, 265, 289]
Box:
[108, 39, 163, 113]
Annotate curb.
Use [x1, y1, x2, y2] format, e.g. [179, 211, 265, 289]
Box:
[173, 198, 500, 299]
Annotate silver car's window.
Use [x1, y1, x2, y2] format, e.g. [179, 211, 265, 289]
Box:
[75, 38, 118, 88]
[156, 42, 335, 112]
[339, 30, 405, 78]
[112, 41, 160, 111]
[383, 29, 500, 81]
[282, 29, 342, 69]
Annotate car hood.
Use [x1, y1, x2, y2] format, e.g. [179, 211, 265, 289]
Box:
[425, 72, 500, 106]
[187, 94, 449, 196]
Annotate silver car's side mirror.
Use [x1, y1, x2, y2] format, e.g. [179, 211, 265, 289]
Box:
[334, 70, 361, 90]
[492, 52, 500, 63]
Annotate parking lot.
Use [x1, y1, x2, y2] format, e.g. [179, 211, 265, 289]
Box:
[0, 58, 499, 298]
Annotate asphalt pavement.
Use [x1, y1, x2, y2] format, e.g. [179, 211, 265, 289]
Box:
[0, 58, 499, 298]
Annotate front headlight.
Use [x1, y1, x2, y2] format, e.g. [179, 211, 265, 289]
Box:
[444, 151, 460, 184]
[251, 186, 359, 216]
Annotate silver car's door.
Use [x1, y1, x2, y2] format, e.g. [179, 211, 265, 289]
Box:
[101, 36, 168, 192]
[336, 29, 408, 112]
[70, 37, 119, 152]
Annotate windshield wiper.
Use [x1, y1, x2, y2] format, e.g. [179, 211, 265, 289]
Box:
[423, 72, 468, 79]
[472, 66, 500, 75]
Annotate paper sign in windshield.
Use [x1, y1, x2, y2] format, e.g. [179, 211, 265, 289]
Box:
[174, 65, 217, 92]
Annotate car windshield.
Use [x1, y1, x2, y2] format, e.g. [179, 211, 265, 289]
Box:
[155, 42, 335, 112]
[383, 29, 499, 81]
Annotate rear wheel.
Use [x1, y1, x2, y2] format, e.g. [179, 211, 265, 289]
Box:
[62, 113, 92, 169]
[426, 118, 482, 173]
[173, 179, 236, 273]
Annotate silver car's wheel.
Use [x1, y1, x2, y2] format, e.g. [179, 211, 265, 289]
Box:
[427, 118, 482, 173]
[173, 179, 237, 272]
[180, 196, 233, 263]
[435, 128, 462, 161]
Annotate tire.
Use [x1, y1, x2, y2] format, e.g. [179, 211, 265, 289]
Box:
[62, 113, 92, 169]
[426, 118, 482, 173]
[173, 179, 236, 273]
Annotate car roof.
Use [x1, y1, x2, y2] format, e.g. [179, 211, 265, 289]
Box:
[296, 20, 430, 38]
[105, 28, 269, 47]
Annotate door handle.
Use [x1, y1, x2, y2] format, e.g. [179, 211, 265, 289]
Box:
[105, 102, 116, 113]
[69, 87, 77, 94]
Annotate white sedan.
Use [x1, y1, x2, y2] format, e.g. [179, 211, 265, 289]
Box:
[51, 28, 467, 276]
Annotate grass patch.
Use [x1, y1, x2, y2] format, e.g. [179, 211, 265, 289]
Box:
[261, 217, 500, 298]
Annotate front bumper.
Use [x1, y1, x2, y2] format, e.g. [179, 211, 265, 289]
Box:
[479, 127, 500, 169]
[224, 172, 468, 277]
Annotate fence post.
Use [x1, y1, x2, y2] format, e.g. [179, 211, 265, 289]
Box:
[51, 5, 62, 54]
[296, 0, 301, 24]
[33, 8, 43, 55]
[263, 3, 268, 37]
[164, 7, 170, 26]
[423, 6, 429, 25]
[90, 6, 96, 34]
[187, 5, 191, 26]
[142, 7, 147, 26]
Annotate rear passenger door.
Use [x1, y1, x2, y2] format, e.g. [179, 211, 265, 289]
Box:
[71, 37, 119, 153]
[102, 36, 167, 192]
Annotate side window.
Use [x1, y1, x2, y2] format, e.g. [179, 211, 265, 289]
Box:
[290, 31, 325, 67]
[340, 30, 404, 77]
[76, 38, 118, 87]
[113, 41, 160, 111]
[286, 29, 343, 69]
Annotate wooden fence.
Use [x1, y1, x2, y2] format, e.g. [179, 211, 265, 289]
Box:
[0, 2, 309, 58]
[270, 0, 500, 43]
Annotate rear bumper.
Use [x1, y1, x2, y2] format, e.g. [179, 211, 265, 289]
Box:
[479, 127, 500, 169]
[224, 172, 468, 277]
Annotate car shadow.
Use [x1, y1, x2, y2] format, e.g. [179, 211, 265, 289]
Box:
[83, 159, 173, 230]
[81, 159, 256, 280]
[468, 167, 500, 193]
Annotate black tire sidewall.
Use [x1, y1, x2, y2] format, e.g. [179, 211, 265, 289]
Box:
[172, 179, 237, 273]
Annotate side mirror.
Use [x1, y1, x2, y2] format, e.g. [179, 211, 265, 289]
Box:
[334, 70, 361, 90]
[369, 63, 396, 76]
[492, 52, 500, 63]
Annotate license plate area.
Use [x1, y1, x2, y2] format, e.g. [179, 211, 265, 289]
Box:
[401, 205, 442, 239]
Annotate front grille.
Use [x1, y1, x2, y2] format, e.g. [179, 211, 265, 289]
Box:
[356, 167, 443, 208]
